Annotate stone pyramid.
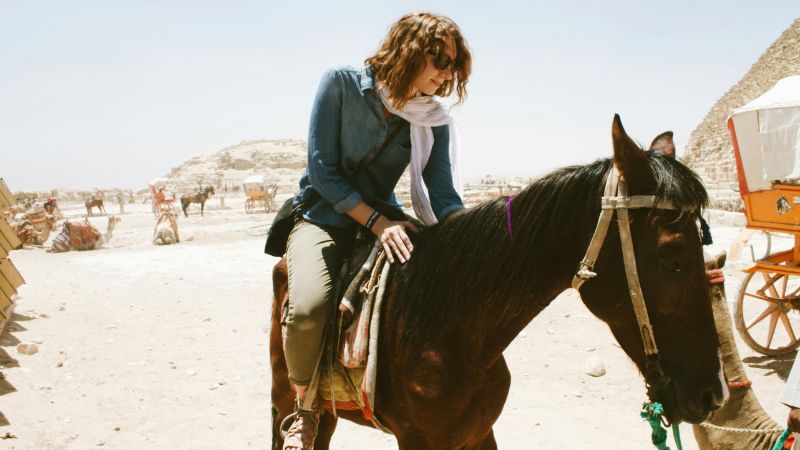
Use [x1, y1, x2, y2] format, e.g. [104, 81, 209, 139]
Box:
[683, 17, 800, 211]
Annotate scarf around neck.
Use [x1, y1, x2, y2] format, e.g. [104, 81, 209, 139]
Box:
[377, 87, 463, 225]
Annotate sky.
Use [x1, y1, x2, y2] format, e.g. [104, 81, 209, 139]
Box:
[1, 1, 798, 191]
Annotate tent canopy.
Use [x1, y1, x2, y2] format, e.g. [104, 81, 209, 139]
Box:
[242, 175, 270, 191]
[729, 75, 800, 193]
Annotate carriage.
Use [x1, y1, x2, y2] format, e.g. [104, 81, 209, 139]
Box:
[148, 178, 178, 217]
[729, 75, 800, 355]
[242, 175, 277, 214]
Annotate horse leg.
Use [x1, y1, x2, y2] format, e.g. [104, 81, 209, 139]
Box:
[200, 200, 204, 217]
[181, 200, 189, 218]
[313, 412, 338, 450]
[271, 258, 294, 449]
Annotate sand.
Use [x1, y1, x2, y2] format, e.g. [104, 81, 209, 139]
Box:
[0, 198, 795, 449]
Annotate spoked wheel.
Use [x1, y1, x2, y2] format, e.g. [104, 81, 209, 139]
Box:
[735, 270, 800, 355]
[245, 199, 254, 214]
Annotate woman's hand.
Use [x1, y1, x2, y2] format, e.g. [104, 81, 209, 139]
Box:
[371, 217, 419, 264]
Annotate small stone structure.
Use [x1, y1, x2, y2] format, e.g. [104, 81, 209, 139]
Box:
[684, 18, 800, 211]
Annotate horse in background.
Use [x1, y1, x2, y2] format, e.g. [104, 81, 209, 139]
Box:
[269, 115, 727, 449]
[180, 186, 215, 217]
[85, 194, 106, 217]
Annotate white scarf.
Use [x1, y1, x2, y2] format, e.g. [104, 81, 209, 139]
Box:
[378, 87, 463, 225]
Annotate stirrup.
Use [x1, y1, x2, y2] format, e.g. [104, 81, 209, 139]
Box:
[279, 400, 319, 440]
[279, 411, 298, 440]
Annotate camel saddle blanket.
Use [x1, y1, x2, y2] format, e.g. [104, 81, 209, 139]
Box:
[318, 253, 392, 432]
[65, 220, 100, 251]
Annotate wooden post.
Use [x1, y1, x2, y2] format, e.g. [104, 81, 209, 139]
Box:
[118, 193, 125, 214]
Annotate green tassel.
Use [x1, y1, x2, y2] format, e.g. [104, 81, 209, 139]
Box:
[641, 402, 682, 450]
[771, 428, 791, 450]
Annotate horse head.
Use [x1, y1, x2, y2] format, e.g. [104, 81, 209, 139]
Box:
[577, 115, 726, 424]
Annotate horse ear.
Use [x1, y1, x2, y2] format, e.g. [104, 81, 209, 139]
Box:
[649, 131, 675, 158]
[612, 114, 656, 193]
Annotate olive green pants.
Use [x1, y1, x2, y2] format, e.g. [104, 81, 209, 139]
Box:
[284, 218, 355, 386]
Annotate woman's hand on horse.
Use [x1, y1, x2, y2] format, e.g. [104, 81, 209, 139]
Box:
[373, 217, 418, 264]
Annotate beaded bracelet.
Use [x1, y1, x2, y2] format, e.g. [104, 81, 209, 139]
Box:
[365, 211, 382, 232]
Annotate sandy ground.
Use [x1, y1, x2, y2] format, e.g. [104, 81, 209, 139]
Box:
[0, 199, 796, 449]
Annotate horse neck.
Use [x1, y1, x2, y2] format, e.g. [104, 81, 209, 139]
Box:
[399, 181, 599, 362]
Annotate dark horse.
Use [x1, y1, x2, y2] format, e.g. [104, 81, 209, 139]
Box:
[180, 186, 214, 217]
[269, 116, 727, 449]
[85, 197, 105, 216]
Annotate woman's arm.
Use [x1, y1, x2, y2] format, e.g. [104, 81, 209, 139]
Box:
[306, 69, 363, 214]
[423, 125, 465, 221]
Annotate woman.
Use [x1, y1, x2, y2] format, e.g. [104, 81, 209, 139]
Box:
[281, 12, 471, 449]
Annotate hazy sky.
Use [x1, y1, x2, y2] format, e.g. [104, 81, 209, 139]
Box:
[1, 1, 798, 190]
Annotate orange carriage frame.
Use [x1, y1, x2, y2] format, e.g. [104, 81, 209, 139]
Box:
[729, 117, 800, 355]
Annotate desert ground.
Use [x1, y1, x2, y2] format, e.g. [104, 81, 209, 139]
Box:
[0, 197, 796, 449]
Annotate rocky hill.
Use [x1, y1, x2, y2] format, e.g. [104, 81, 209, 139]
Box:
[162, 139, 528, 208]
[683, 17, 800, 211]
[162, 139, 308, 197]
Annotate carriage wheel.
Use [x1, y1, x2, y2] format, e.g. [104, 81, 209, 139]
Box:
[245, 199, 254, 214]
[735, 270, 800, 355]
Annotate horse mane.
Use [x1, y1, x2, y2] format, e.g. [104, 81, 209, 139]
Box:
[390, 152, 708, 349]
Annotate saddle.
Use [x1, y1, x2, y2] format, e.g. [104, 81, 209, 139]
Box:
[279, 226, 398, 431]
[55, 220, 100, 251]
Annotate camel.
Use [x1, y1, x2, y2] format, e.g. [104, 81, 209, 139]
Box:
[85, 196, 106, 216]
[153, 212, 179, 245]
[49, 215, 121, 252]
[693, 251, 788, 449]
[12, 203, 57, 246]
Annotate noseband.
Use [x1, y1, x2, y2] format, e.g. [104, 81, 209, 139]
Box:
[572, 166, 677, 395]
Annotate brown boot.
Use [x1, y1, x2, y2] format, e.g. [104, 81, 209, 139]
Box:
[281, 399, 320, 450]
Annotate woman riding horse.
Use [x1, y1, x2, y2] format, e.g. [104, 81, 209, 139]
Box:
[279, 12, 471, 450]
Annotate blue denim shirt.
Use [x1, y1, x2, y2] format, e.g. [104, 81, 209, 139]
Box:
[293, 66, 464, 229]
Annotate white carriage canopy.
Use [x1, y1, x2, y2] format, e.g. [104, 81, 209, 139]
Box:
[242, 175, 270, 192]
[729, 75, 800, 193]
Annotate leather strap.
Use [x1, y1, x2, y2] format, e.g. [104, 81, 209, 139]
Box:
[354, 121, 407, 174]
[572, 166, 681, 359]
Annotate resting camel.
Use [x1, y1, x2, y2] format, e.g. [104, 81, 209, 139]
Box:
[693, 251, 787, 449]
[153, 212, 179, 245]
[49, 216, 121, 252]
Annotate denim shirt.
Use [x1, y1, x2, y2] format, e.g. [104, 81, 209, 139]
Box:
[293, 66, 464, 229]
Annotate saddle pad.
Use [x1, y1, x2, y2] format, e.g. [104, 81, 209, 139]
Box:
[339, 251, 388, 368]
[67, 221, 100, 251]
[318, 258, 392, 433]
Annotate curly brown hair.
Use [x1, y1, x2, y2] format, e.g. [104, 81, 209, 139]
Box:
[365, 12, 472, 109]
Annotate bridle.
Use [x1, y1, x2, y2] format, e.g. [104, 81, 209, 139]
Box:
[571, 165, 678, 396]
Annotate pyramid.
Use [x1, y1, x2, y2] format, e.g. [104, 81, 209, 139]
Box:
[683, 17, 800, 211]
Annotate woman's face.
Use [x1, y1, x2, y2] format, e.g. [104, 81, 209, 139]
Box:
[409, 37, 456, 98]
